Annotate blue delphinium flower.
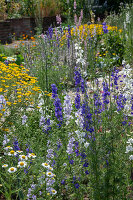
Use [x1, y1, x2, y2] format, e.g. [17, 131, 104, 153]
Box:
[22, 115, 28, 125]
[102, 22, 108, 34]
[81, 78, 85, 94]
[75, 93, 80, 109]
[61, 179, 66, 185]
[51, 84, 58, 99]
[68, 25, 71, 38]
[63, 95, 73, 125]
[13, 138, 20, 151]
[93, 93, 102, 114]
[131, 95, 133, 115]
[81, 101, 94, 134]
[102, 81, 110, 110]
[39, 116, 51, 134]
[67, 38, 70, 49]
[74, 67, 81, 88]
[51, 84, 63, 126]
[54, 97, 63, 123]
[69, 159, 74, 165]
[48, 27, 53, 39]
[116, 94, 127, 111]
[66, 137, 75, 155]
[75, 183, 80, 189]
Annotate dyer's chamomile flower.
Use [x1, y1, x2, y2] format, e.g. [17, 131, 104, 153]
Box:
[28, 153, 36, 158]
[8, 150, 17, 156]
[2, 164, 8, 168]
[46, 171, 54, 177]
[42, 163, 50, 168]
[8, 167, 17, 173]
[18, 161, 27, 168]
[19, 155, 28, 160]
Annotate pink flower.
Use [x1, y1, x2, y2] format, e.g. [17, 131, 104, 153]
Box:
[74, 1, 76, 10]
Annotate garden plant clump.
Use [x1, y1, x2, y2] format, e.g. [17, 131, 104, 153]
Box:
[0, 2, 133, 200]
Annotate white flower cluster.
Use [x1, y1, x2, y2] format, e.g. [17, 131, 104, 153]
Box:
[41, 162, 57, 195]
[75, 108, 84, 129]
[6, 56, 17, 62]
[2, 145, 36, 173]
[125, 137, 133, 160]
[75, 130, 90, 148]
[120, 61, 133, 116]
[63, 95, 73, 125]
[75, 43, 85, 66]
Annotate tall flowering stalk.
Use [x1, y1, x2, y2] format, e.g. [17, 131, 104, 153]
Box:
[51, 84, 63, 126]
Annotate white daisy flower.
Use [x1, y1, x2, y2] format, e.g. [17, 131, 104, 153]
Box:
[2, 164, 8, 168]
[19, 155, 28, 161]
[46, 171, 54, 177]
[51, 189, 57, 195]
[4, 146, 13, 151]
[41, 163, 50, 168]
[8, 167, 17, 173]
[18, 161, 27, 168]
[28, 153, 36, 158]
[16, 150, 23, 154]
[49, 167, 53, 171]
[8, 150, 17, 156]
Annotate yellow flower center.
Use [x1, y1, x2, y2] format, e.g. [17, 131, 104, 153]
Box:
[31, 153, 35, 156]
[22, 155, 25, 159]
[45, 163, 48, 166]
[10, 150, 15, 154]
[20, 162, 24, 166]
[52, 190, 56, 193]
[48, 172, 52, 175]
[10, 168, 14, 171]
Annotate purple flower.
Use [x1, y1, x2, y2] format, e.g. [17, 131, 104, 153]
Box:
[22, 115, 27, 125]
[74, 67, 81, 87]
[63, 95, 73, 124]
[102, 22, 108, 34]
[81, 78, 85, 94]
[48, 27, 53, 39]
[13, 138, 20, 151]
[32, 195, 36, 200]
[85, 170, 89, 175]
[75, 93, 80, 109]
[116, 94, 127, 111]
[75, 183, 80, 189]
[51, 84, 58, 99]
[54, 97, 63, 123]
[69, 159, 74, 165]
[83, 160, 89, 167]
[39, 116, 51, 134]
[61, 179, 66, 185]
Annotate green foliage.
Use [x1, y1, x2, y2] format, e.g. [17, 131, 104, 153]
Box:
[105, 3, 133, 65]
[0, 44, 17, 56]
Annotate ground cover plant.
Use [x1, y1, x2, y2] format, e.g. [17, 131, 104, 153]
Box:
[0, 2, 133, 200]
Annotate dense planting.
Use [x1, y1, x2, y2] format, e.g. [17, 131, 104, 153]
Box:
[0, 3, 133, 200]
